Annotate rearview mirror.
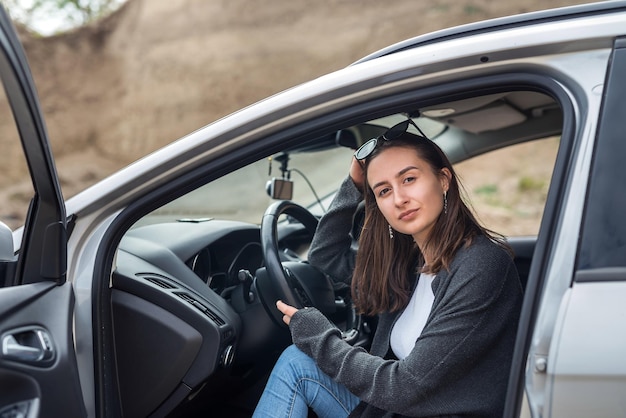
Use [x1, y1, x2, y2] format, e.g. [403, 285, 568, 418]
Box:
[266, 178, 293, 200]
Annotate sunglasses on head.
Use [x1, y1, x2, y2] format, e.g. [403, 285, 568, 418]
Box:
[353, 119, 429, 161]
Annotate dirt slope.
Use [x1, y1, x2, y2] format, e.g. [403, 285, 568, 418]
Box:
[1, 0, 596, 226]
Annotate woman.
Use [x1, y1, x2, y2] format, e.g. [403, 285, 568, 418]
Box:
[253, 120, 523, 418]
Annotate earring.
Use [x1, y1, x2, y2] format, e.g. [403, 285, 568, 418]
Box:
[388, 224, 394, 239]
[443, 191, 448, 215]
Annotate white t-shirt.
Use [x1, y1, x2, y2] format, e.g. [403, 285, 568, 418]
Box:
[390, 272, 435, 359]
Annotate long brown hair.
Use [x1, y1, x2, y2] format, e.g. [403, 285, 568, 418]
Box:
[352, 132, 509, 315]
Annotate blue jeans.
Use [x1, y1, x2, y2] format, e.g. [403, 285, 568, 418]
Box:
[252, 345, 360, 418]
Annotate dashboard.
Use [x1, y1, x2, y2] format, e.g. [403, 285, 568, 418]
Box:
[117, 218, 269, 294]
[110, 218, 300, 417]
[188, 239, 264, 295]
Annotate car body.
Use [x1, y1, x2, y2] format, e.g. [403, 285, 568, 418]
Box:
[0, 1, 625, 417]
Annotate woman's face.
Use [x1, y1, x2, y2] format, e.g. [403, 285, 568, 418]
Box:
[367, 146, 450, 248]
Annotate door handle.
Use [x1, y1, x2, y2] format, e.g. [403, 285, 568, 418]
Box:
[1, 327, 54, 365]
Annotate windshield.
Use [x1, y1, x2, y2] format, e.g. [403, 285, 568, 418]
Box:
[138, 146, 354, 227]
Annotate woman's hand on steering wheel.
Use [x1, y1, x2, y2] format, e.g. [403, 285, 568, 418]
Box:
[276, 300, 298, 325]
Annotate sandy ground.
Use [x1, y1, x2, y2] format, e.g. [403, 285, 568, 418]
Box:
[0, 0, 595, 230]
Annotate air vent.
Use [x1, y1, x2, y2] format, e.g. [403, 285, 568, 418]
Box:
[174, 292, 225, 326]
[137, 273, 177, 289]
[176, 292, 195, 304]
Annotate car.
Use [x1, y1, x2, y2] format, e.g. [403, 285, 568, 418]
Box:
[0, 1, 625, 417]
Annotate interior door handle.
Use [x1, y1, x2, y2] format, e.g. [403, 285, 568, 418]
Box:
[1, 327, 55, 365]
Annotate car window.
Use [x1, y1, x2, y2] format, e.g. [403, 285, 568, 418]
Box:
[577, 41, 626, 271]
[0, 82, 33, 231]
[455, 136, 559, 237]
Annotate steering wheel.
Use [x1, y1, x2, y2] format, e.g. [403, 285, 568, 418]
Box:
[255, 200, 361, 343]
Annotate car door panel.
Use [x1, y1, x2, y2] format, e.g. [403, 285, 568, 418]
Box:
[0, 282, 85, 417]
[548, 280, 626, 417]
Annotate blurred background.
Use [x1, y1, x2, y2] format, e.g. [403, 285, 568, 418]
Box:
[0, 0, 602, 229]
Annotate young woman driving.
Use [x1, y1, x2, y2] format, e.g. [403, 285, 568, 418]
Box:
[253, 120, 523, 418]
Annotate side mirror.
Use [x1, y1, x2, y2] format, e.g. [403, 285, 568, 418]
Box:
[0, 221, 14, 260]
[0, 221, 15, 287]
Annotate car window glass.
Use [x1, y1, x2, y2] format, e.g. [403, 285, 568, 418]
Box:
[454, 136, 559, 236]
[577, 41, 626, 271]
[0, 82, 33, 231]
[138, 147, 354, 227]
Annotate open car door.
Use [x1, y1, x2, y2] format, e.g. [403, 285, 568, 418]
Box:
[0, 7, 85, 418]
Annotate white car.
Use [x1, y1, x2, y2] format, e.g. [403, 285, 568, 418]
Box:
[0, 1, 625, 417]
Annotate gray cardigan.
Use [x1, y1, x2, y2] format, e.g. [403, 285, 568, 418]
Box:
[292, 177, 523, 418]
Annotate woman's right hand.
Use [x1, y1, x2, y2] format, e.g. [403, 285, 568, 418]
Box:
[349, 157, 365, 192]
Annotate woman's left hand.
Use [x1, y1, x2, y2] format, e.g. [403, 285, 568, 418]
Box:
[276, 300, 298, 325]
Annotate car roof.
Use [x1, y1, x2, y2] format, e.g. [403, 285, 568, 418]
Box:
[354, 1, 626, 64]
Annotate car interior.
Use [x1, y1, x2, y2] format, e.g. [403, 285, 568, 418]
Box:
[106, 87, 562, 417]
